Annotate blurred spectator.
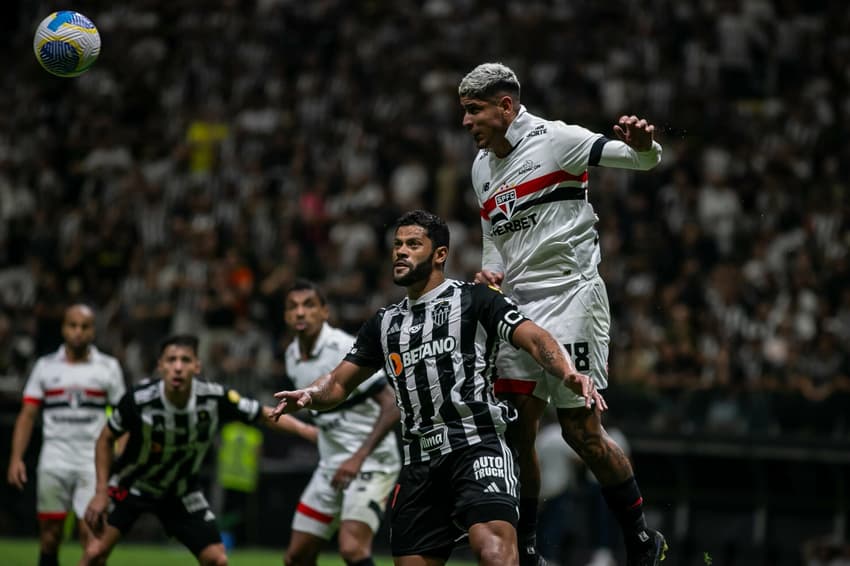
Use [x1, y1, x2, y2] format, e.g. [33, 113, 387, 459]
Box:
[0, 0, 845, 437]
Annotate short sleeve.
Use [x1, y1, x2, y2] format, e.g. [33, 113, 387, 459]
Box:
[107, 360, 127, 406]
[343, 312, 385, 370]
[551, 121, 605, 175]
[471, 284, 530, 347]
[108, 392, 138, 435]
[218, 389, 261, 424]
[22, 359, 46, 406]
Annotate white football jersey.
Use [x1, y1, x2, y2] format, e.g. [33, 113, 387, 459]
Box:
[285, 323, 400, 474]
[23, 346, 126, 469]
[472, 105, 660, 299]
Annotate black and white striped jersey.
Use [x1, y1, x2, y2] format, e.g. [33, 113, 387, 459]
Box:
[344, 279, 529, 464]
[107, 378, 261, 497]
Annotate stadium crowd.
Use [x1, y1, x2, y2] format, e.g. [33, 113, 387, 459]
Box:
[1, 0, 848, 442]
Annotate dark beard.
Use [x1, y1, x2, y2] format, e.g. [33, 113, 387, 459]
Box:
[393, 253, 434, 286]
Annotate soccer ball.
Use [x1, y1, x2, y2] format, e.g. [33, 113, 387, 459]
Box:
[33, 11, 101, 77]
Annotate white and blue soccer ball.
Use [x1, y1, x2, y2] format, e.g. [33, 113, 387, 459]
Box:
[33, 11, 101, 77]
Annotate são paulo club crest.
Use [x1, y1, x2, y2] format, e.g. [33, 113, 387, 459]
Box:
[495, 189, 517, 218]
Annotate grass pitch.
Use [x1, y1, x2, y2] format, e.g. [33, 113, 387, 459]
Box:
[0, 538, 478, 565]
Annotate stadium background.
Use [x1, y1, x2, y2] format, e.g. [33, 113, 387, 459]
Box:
[1, 0, 848, 564]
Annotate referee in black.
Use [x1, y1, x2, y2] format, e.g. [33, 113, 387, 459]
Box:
[272, 210, 606, 566]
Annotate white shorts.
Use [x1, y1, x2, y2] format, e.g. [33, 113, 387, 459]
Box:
[496, 275, 610, 408]
[37, 464, 95, 520]
[291, 468, 398, 539]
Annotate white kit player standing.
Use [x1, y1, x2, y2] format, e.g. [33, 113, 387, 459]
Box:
[7, 304, 125, 566]
[282, 280, 401, 566]
[459, 62, 667, 566]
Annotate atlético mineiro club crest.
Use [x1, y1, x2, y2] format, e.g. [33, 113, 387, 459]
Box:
[432, 301, 451, 327]
[495, 189, 517, 218]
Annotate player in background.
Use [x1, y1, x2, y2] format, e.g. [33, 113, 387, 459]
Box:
[78, 334, 317, 566]
[458, 62, 667, 566]
[271, 210, 606, 566]
[7, 304, 126, 566]
[282, 279, 401, 566]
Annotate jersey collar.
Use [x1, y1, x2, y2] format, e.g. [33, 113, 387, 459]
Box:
[58, 344, 98, 363]
[159, 378, 197, 412]
[504, 104, 532, 147]
[295, 322, 332, 360]
[406, 279, 454, 308]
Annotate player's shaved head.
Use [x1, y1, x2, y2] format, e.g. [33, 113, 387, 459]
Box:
[64, 303, 94, 323]
[62, 303, 96, 360]
[458, 62, 520, 101]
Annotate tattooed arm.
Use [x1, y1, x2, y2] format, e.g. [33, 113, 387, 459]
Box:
[511, 321, 607, 412]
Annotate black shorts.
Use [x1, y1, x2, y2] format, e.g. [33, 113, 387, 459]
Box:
[107, 487, 221, 556]
[388, 434, 519, 559]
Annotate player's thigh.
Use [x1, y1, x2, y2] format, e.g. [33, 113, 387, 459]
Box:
[106, 488, 150, 535]
[389, 462, 456, 560]
[72, 465, 97, 519]
[452, 436, 519, 531]
[340, 469, 398, 534]
[291, 470, 342, 540]
[542, 278, 611, 408]
[36, 466, 73, 517]
[499, 393, 547, 456]
[158, 491, 222, 557]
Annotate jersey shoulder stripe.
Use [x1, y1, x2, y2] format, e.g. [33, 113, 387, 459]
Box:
[195, 380, 224, 398]
[133, 380, 162, 406]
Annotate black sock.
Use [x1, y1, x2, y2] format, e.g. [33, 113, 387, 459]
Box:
[345, 558, 375, 566]
[601, 476, 649, 545]
[39, 552, 59, 566]
[518, 497, 539, 548]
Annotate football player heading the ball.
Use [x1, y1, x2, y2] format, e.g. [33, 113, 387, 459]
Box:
[459, 61, 666, 566]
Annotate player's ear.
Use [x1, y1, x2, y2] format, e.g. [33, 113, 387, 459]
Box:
[434, 246, 449, 269]
[499, 95, 514, 115]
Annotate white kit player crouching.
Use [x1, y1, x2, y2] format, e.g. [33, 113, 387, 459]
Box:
[282, 280, 401, 566]
[7, 305, 126, 566]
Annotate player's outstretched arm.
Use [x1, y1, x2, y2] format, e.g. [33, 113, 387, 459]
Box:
[512, 320, 608, 413]
[7, 402, 38, 489]
[271, 360, 376, 419]
[260, 407, 318, 443]
[596, 115, 662, 171]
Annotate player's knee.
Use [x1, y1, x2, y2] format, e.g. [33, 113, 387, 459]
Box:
[197, 544, 228, 566]
[283, 548, 311, 566]
[39, 521, 64, 551]
[199, 553, 227, 566]
[474, 535, 515, 566]
[81, 539, 110, 566]
[338, 540, 369, 564]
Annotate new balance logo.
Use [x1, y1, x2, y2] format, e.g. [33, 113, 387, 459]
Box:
[483, 482, 501, 494]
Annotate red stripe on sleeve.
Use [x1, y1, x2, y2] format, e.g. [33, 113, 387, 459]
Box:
[23, 396, 42, 406]
[84, 389, 107, 397]
[44, 389, 66, 397]
[296, 502, 334, 524]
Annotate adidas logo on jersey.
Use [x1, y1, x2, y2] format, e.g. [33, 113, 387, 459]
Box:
[388, 322, 401, 334]
[484, 482, 501, 494]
